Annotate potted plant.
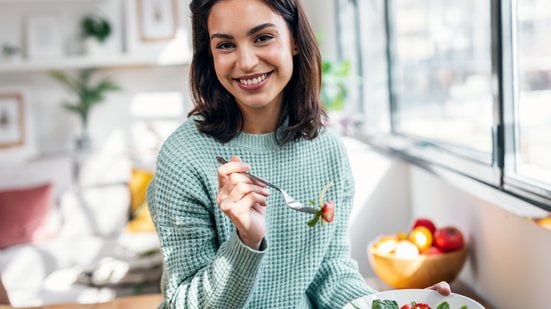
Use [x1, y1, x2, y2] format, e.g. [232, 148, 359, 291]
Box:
[80, 13, 112, 55]
[321, 58, 351, 112]
[49, 68, 120, 151]
[321, 58, 363, 134]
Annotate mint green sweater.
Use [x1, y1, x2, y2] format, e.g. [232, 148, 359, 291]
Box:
[148, 118, 375, 308]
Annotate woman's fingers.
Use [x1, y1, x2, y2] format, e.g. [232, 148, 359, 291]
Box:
[426, 281, 451, 296]
[218, 183, 269, 212]
[217, 156, 250, 188]
[216, 172, 253, 204]
[215, 155, 269, 249]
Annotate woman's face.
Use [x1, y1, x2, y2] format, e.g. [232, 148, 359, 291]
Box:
[208, 0, 297, 119]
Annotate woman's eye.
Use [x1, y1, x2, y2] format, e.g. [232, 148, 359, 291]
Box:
[255, 34, 273, 43]
[216, 42, 235, 50]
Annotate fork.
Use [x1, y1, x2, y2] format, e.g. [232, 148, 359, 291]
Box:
[216, 156, 319, 214]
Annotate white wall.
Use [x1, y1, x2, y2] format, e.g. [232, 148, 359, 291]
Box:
[302, 0, 338, 59]
[0, 67, 189, 163]
[345, 139, 551, 309]
[0, 0, 192, 165]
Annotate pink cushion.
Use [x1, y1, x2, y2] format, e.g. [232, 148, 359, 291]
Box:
[0, 183, 53, 249]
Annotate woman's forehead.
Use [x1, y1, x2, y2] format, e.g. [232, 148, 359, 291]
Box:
[207, 0, 286, 36]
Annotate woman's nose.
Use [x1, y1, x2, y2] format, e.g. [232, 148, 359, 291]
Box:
[237, 46, 258, 71]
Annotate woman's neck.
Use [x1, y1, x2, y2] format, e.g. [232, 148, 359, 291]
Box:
[241, 104, 281, 134]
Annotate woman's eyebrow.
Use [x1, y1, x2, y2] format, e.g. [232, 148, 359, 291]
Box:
[210, 22, 277, 41]
[246, 22, 276, 36]
[210, 33, 233, 40]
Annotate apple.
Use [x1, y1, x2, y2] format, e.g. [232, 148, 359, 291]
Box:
[422, 246, 443, 255]
[411, 217, 437, 235]
[434, 226, 464, 252]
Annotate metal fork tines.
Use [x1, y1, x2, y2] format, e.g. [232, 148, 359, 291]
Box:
[216, 156, 319, 214]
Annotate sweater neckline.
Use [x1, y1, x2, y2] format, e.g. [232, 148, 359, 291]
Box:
[230, 131, 281, 151]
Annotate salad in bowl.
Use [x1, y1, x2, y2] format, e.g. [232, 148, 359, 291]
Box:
[343, 289, 484, 309]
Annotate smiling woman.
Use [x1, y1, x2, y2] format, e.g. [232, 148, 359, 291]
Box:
[188, 0, 322, 143]
[146, 1, 449, 308]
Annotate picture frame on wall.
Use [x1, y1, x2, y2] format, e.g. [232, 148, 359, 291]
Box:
[137, 0, 178, 42]
[25, 15, 64, 59]
[0, 92, 25, 149]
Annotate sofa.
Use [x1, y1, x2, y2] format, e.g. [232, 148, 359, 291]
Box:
[0, 150, 162, 307]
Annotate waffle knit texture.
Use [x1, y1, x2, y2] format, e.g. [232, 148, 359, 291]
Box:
[148, 117, 375, 308]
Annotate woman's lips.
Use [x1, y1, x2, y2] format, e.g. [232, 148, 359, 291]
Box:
[235, 72, 272, 90]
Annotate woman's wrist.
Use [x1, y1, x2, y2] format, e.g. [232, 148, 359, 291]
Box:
[237, 231, 264, 250]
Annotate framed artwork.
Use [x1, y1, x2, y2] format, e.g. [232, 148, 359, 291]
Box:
[0, 92, 25, 149]
[25, 15, 64, 59]
[136, 0, 178, 42]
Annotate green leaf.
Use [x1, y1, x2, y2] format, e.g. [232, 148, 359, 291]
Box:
[371, 299, 399, 309]
[436, 301, 450, 309]
[307, 212, 321, 227]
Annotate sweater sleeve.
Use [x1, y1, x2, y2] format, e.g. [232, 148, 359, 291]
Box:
[305, 150, 376, 308]
[148, 148, 266, 308]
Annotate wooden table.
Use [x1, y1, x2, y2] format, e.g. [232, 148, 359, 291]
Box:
[0, 293, 162, 309]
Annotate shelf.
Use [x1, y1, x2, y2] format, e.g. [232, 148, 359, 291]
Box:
[0, 53, 191, 73]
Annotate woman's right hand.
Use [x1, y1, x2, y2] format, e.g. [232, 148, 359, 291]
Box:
[216, 156, 270, 250]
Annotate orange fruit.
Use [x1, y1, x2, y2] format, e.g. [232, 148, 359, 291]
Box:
[409, 226, 433, 251]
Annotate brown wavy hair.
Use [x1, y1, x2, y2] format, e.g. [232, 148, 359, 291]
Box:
[188, 0, 325, 144]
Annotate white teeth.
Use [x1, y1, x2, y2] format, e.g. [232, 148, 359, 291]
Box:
[239, 73, 267, 85]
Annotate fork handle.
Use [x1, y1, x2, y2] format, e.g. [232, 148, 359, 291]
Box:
[216, 156, 279, 190]
[246, 174, 280, 191]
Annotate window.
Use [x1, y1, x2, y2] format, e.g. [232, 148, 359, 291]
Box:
[390, 0, 494, 159]
[356, 0, 390, 134]
[343, 0, 551, 210]
[503, 0, 551, 205]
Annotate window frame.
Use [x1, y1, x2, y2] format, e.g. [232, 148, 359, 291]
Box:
[501, 0, 551, 210]
[343, 0, 551, 212]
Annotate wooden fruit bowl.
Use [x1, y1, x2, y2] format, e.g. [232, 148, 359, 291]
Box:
[368, 242, 468, 289]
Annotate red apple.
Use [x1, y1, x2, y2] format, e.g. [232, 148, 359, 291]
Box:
[411, 217, 437, 235]
[422, 246, 443, 255]
[434, 226, 464, 252]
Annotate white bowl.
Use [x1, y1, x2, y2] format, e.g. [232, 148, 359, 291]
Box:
[343, 289, 485, 309]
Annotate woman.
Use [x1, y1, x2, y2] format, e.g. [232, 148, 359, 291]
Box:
[148, 0, 450, 307]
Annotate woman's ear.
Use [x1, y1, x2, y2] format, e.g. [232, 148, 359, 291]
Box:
[292, 40, 298, 56]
